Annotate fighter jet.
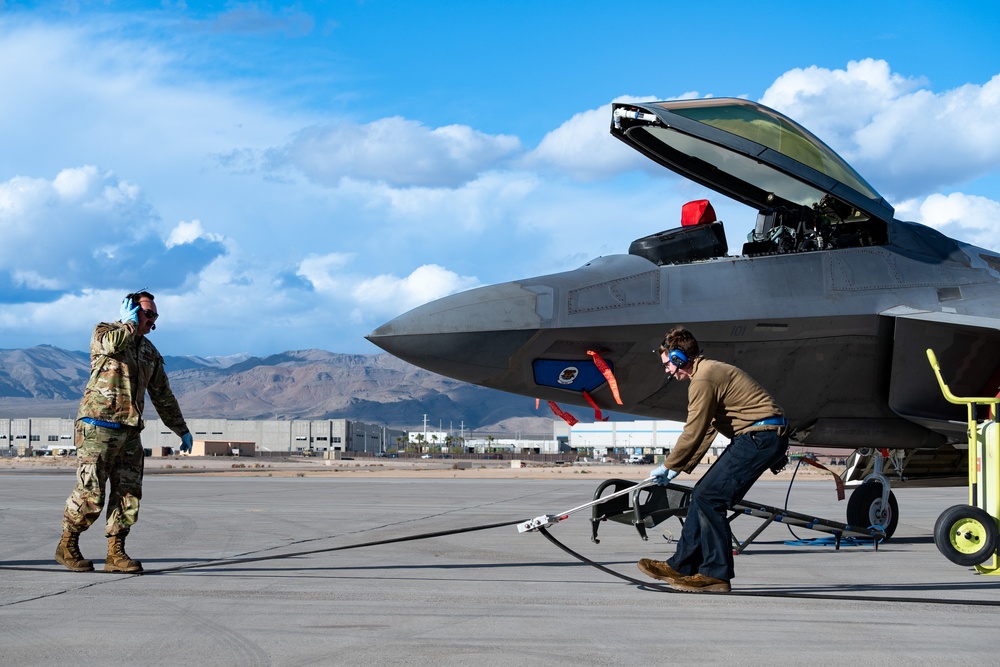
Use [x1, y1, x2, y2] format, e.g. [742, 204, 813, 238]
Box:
[368, 97, 1000, 538]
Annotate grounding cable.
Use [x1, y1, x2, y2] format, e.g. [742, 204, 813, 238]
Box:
[6, 516, 1000, 608]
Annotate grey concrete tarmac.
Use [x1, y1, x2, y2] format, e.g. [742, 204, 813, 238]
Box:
[2, 472, 1000, 666]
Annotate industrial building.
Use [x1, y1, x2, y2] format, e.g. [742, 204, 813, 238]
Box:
[1, 417, 712, 461]
[558, 419, 725, 459]
[0, 417, 406, 457]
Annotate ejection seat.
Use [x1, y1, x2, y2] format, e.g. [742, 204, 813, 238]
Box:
[628, 199, 728, 265]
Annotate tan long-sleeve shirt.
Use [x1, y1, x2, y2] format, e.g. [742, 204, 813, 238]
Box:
[664, 358, 784, 473]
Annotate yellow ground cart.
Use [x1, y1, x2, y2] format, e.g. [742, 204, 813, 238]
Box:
[927, 348, 1000, 574]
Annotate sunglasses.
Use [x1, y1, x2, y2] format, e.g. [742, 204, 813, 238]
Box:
[139, 308, 159, 321]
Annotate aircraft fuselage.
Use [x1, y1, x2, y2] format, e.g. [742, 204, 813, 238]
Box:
[369, 219, 1000, 450]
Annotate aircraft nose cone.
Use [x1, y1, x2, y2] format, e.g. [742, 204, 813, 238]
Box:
[367, 282, 548, 384]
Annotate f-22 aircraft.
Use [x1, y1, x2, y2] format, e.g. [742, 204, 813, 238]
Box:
[368, 97, 1000, 538]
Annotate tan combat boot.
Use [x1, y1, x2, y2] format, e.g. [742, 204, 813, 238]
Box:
[105, 534, 143, 573]
[55, 531, 94, 572]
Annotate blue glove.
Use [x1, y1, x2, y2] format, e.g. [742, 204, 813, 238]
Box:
[119, 298, 140, 325]
[180, 432, 193, 454]
[650, 464, 679, 486]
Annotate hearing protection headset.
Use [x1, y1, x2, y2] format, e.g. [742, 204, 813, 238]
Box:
[667, 348, 689, 369]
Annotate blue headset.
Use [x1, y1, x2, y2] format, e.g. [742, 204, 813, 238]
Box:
[667, 348, 689, 369]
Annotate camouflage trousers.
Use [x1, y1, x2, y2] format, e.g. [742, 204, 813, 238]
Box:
[62, 420, 144, 537]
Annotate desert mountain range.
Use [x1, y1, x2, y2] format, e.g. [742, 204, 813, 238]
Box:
[0, 345, 570, 435]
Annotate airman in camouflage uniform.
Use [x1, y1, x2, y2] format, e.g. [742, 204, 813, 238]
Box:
[56, 291, 193, 573]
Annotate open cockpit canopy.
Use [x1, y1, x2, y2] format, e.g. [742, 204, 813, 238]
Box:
[613, 98, 895, 263]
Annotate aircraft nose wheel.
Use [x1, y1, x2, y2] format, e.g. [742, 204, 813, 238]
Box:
[934, 505, 1000, 567]
[846, 480, 898, 539]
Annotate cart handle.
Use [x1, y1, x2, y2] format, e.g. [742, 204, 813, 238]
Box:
[926, 348, 1000, 407]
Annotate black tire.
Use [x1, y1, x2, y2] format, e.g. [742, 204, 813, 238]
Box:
[934, 504, 1000, 567]
[846, 481, 899, 539]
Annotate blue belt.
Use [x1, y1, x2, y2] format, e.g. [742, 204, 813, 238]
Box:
[81, 417, 121, 429]
[752, 416, 787, 427]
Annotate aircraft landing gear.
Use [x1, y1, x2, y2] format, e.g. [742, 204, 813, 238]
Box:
[846, 480, 899, 539]
[845, 448, 900, 539]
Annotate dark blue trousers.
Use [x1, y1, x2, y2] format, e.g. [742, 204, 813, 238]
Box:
[667, 429, 788, 581]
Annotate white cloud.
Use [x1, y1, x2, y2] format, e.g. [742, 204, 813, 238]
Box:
[296, 253, 479, 319]
[295, 252, 356, 292]
[332, 170, 540, 236]
[523, 94, 704, 180]
[761, 59, 1000, 199]
[166, 219, 225, 247]
[522, 99, 648, 180]
[269, 117, 522, 188]
[0, 289, 113, 336]
[10, 270, 62, 291]
[760, 59, 918, 142]
[895, 192, 1000, 251]
[52, 166, 103, 199]
[0, 19, 308, 218]
[351, 264, 479, 319]
[0, 165, 227, 297]
[0, 167, 151, 282]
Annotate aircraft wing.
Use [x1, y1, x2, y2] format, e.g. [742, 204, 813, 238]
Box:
[886, 307, 1000, 440]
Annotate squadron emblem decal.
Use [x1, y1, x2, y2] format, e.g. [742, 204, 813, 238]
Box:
[558, 366, 579, 385]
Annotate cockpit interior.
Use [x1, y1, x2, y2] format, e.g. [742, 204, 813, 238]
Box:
[629, 196, 890, 266]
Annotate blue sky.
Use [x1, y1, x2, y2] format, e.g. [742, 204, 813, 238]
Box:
[1, 1, 999, 358]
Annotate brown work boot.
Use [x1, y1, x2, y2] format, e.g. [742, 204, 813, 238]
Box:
[55, 531, 94, 572]
[668, 573, 731, 593]
[105, 535, 143, 573]
[637, 558, 688, 583]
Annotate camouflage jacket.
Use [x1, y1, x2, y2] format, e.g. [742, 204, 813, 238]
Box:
[76, 320, 189, 436]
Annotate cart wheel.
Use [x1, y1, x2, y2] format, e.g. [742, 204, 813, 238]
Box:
[934, 505, 1000, 567]
[846, 481, 899, 539]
